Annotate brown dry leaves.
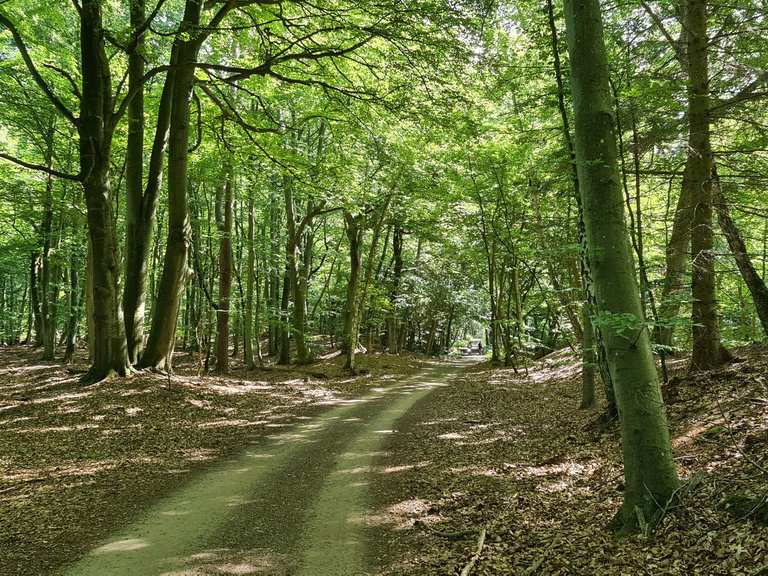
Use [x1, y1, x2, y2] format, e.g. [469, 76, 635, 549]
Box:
[0, 347, 423, 576]
[369, 347, 768, 575]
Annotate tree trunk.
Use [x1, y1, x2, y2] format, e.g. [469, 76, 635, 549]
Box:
[79, 0, 130, 382]
[686, 0, 729, 370]
[123, 9, 174, 365]
[656, 173, 692, 350]
[713, 170, 768, 338]
[29, 252, 43, 347]
[215, 173, 234, 373]
[387, 224, 403, 353]
[283, 176, 312, 365]
[40, 159, 56, 360]
[63, 253, 80, 363]
[564, 0, 679, 531]
[139, 0, 204, 371]
[343, 212, 363, 372]
[579, 304, 596, 409]
[278, 266, 291, 365]
[244, 188, 256, 369]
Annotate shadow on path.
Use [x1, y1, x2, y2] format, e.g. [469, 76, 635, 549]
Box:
[64, 360, 474, 576]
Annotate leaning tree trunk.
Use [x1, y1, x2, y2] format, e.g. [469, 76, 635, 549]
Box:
[122, 29, 174, 364]
[139, 1, 203, 371]
[564, 0, 679, 531]
[686, 0, 729, 370]
[713, 170, 768, 337]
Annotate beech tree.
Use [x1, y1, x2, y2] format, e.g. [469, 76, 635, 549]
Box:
[563, 0, 680, 530]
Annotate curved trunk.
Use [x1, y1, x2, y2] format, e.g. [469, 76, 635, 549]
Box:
[139, 2, 203, 370]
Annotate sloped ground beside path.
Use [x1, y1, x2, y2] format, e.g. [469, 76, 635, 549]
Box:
[369, 348, 768, 575]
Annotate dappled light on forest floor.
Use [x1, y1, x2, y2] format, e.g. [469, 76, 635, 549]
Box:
[0, 346, 427, 575]
[369, 347, 768, 575]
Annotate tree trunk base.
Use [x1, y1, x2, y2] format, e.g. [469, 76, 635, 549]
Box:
[79, 363, 133, 385]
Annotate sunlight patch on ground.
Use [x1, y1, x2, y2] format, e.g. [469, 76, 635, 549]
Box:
[94, 538, 149, 554]
[360, 498, 446, 530]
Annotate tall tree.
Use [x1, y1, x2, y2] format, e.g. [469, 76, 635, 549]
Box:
[686, 0, 730, 370]
[563, 0, 679, 530]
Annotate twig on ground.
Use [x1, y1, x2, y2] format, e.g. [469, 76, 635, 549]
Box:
[459, 526, 486, 576]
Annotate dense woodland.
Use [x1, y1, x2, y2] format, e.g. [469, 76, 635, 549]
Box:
[1, 0, 768, 550]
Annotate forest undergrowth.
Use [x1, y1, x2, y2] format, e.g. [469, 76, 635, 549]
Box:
[0, 347, 423, 576]
[370, 347, 768, 576]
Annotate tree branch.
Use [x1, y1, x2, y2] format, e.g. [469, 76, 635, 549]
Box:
[0, 151, 81, 181]
[0, 12, 78, 126]
[639, 0, 686, 66]
[710, 71, 768, 115]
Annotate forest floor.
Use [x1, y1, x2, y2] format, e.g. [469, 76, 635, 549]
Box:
[2, 346, 768, 575]
[369, 346, 768, 575]
[0, 346, 427, 576]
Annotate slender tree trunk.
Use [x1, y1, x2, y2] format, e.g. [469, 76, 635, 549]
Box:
[63, 253, 80, 363]
[139, 0, 204, 371]
[387, 224, 403, 353]
[713, 170, 768, 337]
[278, 266, 291, 365]
[123, 0, 146, 364]
[344, 212, 363, 372]
[40, 164, 56, 359]
[244, 188, 256, 369]
[215, 173, 234, 373]
[686, 0, 729, 370]
[656, 173, 692, 350]
[283, 177, 312, 365]
[29, 252, 43, 347]
[564, 0, 679, 530]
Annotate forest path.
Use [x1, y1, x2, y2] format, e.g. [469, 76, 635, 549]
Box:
[63, 359, 472, 576]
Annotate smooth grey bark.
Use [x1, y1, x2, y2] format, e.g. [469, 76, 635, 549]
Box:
[79, 0, 130, 382]
[122, 0, 175, 364]
[139, 0, 205, 370]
